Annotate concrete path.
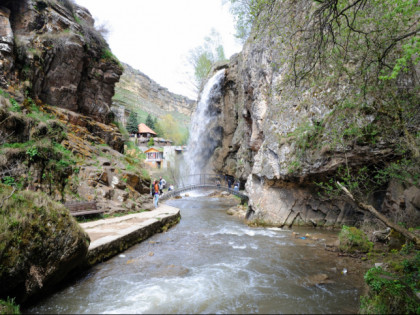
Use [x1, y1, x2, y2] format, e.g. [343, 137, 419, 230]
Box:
[80, 205, 180, 266]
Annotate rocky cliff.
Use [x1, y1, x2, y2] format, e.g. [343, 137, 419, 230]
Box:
[0, 0, 153, 210]
[112, 63, 196, 126]
[207, 0, 420, 228]
[0, 0, 122, 123]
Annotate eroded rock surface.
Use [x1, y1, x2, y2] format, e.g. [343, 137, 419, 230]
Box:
[204, 1, 420, 227]
[1, 0, 122, 123]
[112, 63, 196, 125]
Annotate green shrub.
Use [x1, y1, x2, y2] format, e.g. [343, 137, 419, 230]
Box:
[338, 225, 372, 253]
[9, 98, 20, 112]
[360, 264, 420, 314]
[0, 297, 20, 314]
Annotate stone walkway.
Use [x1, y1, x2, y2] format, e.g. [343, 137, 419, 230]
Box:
[79, 205, 180, 266]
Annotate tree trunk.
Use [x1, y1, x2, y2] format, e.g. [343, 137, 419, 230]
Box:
[337, 181, 420, 247]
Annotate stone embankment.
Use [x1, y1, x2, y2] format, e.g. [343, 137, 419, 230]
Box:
[80, 205, 180, 266]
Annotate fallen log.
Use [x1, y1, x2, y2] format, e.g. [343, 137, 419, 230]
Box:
[337, 181, 420, 248]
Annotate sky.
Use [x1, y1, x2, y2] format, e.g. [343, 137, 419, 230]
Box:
[74, 0, 243, 100]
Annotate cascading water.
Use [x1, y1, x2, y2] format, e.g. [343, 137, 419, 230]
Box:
[180, 69, 225, 185]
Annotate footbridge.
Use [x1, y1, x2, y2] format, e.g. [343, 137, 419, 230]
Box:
[159, 174, 248, 204]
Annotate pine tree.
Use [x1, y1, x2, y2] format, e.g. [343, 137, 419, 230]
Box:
[145, 114, 155, 130]
[126, 111, 139, 134]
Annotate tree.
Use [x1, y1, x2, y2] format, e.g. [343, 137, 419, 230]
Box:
[145, 114, 155, 130]
[188, 29, 228, 91]
[226, 0, 275, 43]
[153, 118, 164, 137]
[159, 114, 188, 145]
[126, 111, 139, 134]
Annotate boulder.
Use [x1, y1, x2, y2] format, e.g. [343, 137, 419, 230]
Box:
[0, 185, 90, 303]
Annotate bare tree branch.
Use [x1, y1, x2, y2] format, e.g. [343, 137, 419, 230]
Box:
[0, 186, 16, 209]
[337, 181, 420, 247]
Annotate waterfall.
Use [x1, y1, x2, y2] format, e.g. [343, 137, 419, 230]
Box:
[181, 69, 226, 184]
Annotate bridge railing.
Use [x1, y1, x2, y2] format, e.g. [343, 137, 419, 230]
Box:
[159, 174, 248, 204]
[166, 173, 239, 190]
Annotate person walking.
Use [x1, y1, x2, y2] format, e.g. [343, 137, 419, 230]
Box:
[153, 179, 160, 208]
[228, 178, 232, 189]
[159, 176, 166, 195]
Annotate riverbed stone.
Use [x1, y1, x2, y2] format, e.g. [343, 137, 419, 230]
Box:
[301, 274, 334, 286]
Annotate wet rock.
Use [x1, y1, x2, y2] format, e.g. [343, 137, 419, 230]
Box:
[301, 273, 334, 286]
[227, 205, 247, 218]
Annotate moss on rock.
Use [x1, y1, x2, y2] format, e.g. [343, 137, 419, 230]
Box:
[0, 184, 90, 303]
[338, 225, 373, 253]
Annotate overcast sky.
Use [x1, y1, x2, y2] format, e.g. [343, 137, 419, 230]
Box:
[74, 0, 243, 100]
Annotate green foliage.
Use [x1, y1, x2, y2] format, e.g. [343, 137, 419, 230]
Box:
[147, 137, 154, 147]
[9, 98, 20, 112]
[126, 111, 139, 134]
[287, 159, 301, 174]
[153, 118, 164, 137]
[26, 147, 38, 161]
[361, 257, 420, 314]
[188, 29, 228, 90]
[113, 120, 129, 142]
[2, 176, 17, 187]
[157, 114, 189, 145]
[316, 158, 420, 204]
[227, 0, 275, 42]
[0, 297, 20, 314]
[0, 89, 22, 112]
[101, 48, 123, 68]
[145, 114, 155, 130]
[338, 225, 372, 253]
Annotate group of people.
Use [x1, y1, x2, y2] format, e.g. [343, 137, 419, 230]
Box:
[216, 177, 240, 191]
[151, 176, 174, 208]
[227, 177, 240, 191]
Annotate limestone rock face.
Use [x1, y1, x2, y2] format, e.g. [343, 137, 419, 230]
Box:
[112, 63, 196, 123]
[205, 1, 419, 227]
[1, 0, 122, 123]
[0, 185, 90, 304]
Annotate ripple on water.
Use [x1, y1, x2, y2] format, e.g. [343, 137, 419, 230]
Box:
[26, 198, 364, 314]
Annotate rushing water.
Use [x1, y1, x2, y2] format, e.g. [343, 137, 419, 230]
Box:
[28, 194, 364, 314]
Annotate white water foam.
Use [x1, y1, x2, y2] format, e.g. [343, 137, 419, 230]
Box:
[181, 69, 226, 182]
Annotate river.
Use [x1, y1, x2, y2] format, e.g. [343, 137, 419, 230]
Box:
[27, 194, 365, 314]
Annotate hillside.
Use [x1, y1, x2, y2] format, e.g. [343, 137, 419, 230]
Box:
[112, 63, 196, 127]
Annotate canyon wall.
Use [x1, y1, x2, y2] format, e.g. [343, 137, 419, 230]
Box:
[208, 1, 420, 227]
[113, 63, 196, 124]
